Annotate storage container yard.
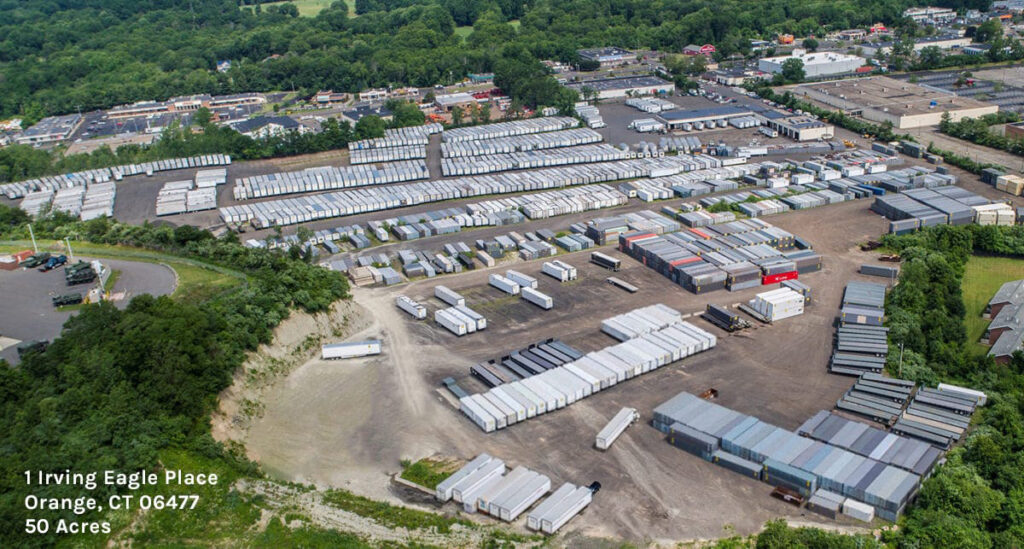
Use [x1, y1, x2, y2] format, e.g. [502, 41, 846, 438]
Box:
[10, 96, 1017, 545]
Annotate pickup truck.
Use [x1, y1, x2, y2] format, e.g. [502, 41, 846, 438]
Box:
[39, 254, 68, 272]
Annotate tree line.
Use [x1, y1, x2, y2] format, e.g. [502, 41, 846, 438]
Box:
[0, 0, 993, 123]
[0, 206, 349, 546]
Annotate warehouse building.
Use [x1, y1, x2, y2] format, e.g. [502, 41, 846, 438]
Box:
[108, 93, 266, 119]
[793, 76, 999, 129]
[567, 76, 675, 100]
[15, 114, 83, 146]
[656, 105, 751, 130]
[578, 47, 634, 67]
[435, 92, 478, 112]
[763, 113, 835, 141]
[758, 50, 866, 79]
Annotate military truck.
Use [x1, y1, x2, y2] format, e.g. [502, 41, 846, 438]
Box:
[19, 252, 50, 268]
[66, 266, 97, 286]
[52, 292, 83, 307]
[39, 254, 68, 272]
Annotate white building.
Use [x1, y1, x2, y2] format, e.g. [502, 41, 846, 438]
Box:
[903, 7, 957, 25]
[758, 49, 865, 79]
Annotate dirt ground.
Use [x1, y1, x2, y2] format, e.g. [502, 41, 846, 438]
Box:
[223, 199, 890, 543]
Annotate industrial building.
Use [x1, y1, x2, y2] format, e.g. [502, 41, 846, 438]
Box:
[793, 76, 999, 129]
[577, 47, 634, 67]
[14, 114, 83, 146]
[1006, 121, 1024, 140]
[567, 76, 675, 100]
[986, 280, 1024, 363]
[656, 105, 752, 130]
[758, 50, 866, 79]
[762, 112, 835, 141]
[434, 92, 478, 112]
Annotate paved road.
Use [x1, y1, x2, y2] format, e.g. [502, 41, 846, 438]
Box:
[0, 257, 176, 364]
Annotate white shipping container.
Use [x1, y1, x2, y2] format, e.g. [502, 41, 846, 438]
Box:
[321, 340, 382, 360]
[489, 274, 521, 295]
[521, 287, 553, 310]
[842, 499, 875, 522]
[596, 407, 639, 450]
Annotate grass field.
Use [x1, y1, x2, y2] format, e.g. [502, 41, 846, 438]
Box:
[0, 240, 245, 303]
[241, 0, 343, 17]
[963, 255, 1024, 353]
[454, 20, 519, 40]
[399, 457, 460, 489]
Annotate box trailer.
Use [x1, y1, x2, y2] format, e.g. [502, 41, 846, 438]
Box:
[321, 340, 382, 360]
[596, 407, 639, 450]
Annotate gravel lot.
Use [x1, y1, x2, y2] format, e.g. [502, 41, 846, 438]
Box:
[244, 199, 894, 542]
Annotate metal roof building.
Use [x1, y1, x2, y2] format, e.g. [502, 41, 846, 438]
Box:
[656, 105, 751, 129]
[567, 76, 674, 100]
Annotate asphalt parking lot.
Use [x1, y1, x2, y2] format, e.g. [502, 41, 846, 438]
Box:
[0, 257, 176, 364]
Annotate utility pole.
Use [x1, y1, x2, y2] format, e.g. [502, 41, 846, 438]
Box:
[28, 224, 38, 253]
[898, 342, 905, 378]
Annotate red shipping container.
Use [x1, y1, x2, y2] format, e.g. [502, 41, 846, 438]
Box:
[762, 271, 798, 285]
[670, 256, 702, 267]
[688, 228, 711, 239]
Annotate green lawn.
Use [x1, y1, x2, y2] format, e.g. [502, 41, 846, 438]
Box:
[241, 0, 339, 17]
[455, 19, 519, 40]
[399, 457, 459, 489]
[963, 255, 1024, 353]
[1, 240, 245, 303]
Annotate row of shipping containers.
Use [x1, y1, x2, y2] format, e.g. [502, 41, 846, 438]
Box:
[232, 160, 429, 200]
[459, 305, 717, 433]
[7, 154, 229, 203]
[443, 117, 579, 143]
[835, 374, 911, 425]
[617, 218, 819, 294]
[435, 454, 593, 533]
[471, 339, 584, 388]
[892, 387, 980, 449]
[348, 123, 442, 150]
[350, 145, 427, 165]
[441, 128, 603, 158]
[654, 391, 922, 522]
[220, 153, 753, 227]
[440, 144, 630, 177]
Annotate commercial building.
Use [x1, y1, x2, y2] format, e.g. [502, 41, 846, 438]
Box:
[793, 76, 999, 129]
[107, 93, 265, 119]
[656, 105, 751, 130]
[710, 68, 769, 86]
[314, 90, 350, 104]
[434, 93, 478, 112]
[903, 7, 957, 25]
[682, 44, 716, 56]
[341, 105, 394, 125]
[763, 113, 834, 141]
[578, 47, 634, 67]
[14, 114, 83, 146]
[567, 76, 675, 100]
[837, 29, 867, 41]
[758, 50, 866, 79]
[230, 116, 303, 138]
[986, 280, 1024, 363]
[360, 88, 389, 102]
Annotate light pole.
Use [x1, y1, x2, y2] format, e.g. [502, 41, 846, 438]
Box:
[898, 342, 905, 378]
[65, 237, 74, 261]
[28, 224, 38, 253]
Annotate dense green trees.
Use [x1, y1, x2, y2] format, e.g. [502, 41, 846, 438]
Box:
[939, 112, 1024, 158]
[0, 0, 993, 122]
[0, 207, 348, 546]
